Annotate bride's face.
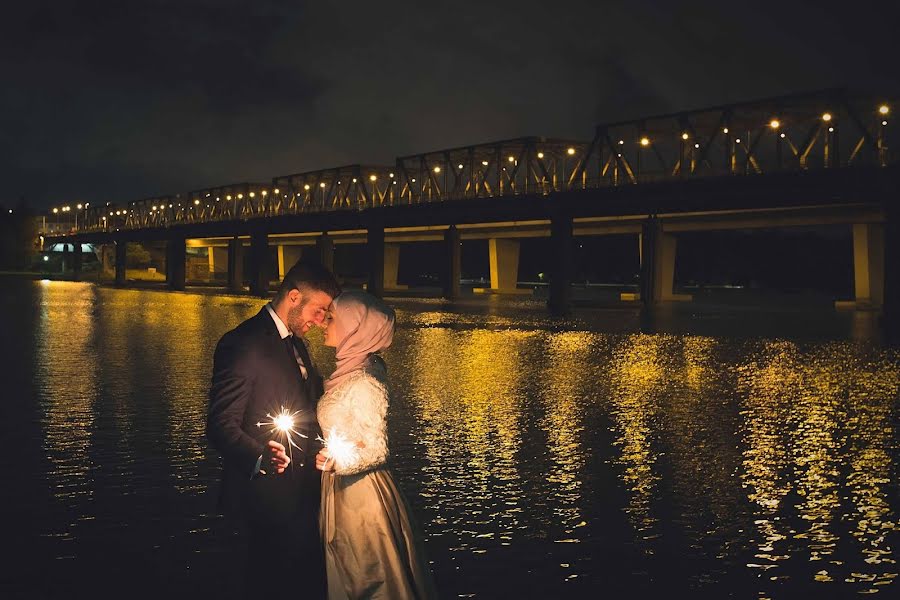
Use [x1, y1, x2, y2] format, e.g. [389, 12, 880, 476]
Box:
[323, 311, 338, 347]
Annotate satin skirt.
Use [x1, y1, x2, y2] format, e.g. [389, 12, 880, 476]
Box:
[321, 468, 438, 600]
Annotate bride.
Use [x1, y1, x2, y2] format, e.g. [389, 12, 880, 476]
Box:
[315, 290, 438, 600]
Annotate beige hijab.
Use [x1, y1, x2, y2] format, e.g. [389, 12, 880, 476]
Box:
[325, 290, 395, 392]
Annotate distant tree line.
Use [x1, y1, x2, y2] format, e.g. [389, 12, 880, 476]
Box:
[0, 200, 39, 270]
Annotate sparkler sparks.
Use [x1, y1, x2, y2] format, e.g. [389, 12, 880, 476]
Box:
[316, 428, 358, 471]
[257, 406, 308, 469]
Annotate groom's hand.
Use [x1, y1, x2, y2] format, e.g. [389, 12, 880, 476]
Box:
[265, 440, 291, 474]
[316, 449, 333, 472]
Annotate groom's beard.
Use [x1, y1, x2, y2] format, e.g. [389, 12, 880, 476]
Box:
[286, 303, 312, 335]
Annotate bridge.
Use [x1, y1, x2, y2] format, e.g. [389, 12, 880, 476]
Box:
[45, 88, 899, 323]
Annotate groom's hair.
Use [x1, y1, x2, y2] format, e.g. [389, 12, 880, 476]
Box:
[276, 259, 341, 304]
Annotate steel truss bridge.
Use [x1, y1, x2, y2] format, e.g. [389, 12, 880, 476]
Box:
[53, 88, 894, 234]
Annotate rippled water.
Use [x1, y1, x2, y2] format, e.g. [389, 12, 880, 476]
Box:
[2, 279, 898, 599]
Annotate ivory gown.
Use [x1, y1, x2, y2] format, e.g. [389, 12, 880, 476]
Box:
[318, 358, 438, 600]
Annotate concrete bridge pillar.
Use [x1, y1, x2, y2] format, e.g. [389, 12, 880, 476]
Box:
[640, 217, 691, 304]
[442, 225, 461, 300]
[208, 246, 229, 281]
[548, 212, 574, 315]
[883, 205, 900, 342]
[227, 237, 244, 293]
[851, 223, 885, 309]
[73, 243, 82, 280]
[61, 243, 70, 275]
[384, 244, 406, 291]
[367, 224, 385, 298]
[249, 231, 270, 297]
[475, 238, 528, 295]
[317, 233, 335, 272]
[166, 238, 186, 291]
[115, 240, 127, 286]
[277, 244, 304, 280]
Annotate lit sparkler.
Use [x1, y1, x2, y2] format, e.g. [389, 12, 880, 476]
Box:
[257, 406, 308, 471]
[316, 428, 358, 472]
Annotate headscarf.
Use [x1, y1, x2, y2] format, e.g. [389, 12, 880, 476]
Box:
[324, 290, 395, 392]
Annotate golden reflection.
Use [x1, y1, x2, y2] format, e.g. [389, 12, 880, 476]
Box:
[738, 341, 899, 591]
[37, 282, 98, 504]
[539, 331, 596, 538]
[607, 334, 668, 544]
[406, 327, 533, 548]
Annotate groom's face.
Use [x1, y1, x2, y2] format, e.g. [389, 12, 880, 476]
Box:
[287, 289, 334, 336]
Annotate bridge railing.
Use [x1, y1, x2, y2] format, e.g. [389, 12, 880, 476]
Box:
[272, 165, 398, 214]
[575, 88, 894, 186]
[394, 137, 591, 203]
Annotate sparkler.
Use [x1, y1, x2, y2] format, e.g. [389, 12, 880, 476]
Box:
[257, 406, 307, 473]
[316, 428, 358, 472]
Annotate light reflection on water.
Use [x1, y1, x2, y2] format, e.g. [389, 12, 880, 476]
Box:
[6, 280, 898, 598]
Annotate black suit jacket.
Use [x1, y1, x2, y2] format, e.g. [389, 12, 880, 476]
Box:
[207, 307, 324, 521]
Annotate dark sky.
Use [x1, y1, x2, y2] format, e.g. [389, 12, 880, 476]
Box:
[3, 0, 898, 209]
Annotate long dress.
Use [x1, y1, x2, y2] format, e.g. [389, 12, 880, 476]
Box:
[317, 358, 438, 600]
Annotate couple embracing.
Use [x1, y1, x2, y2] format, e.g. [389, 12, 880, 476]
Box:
[207, 260, 437, 599]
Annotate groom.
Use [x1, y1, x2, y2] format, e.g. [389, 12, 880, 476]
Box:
[207, 259, 340, 597]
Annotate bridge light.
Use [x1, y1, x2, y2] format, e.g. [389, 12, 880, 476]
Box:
[482, 160, 489, 166]
[618, 139, 624, 145]
[508, 156, 515, 162]
[389, 173, 394, 178]
[735, 138, 741, 143]
[769, 119, 780, 129]
[273, 188, 280, 194]
[567, 147, 576, 155]
[370, 174, 377, 181]
[433, 166, 441, 173]
[194, 199, 200, 205]
[694, 143, 700, 148]
[226, 195, 232, 200]
[77, 203, 83, 209]
[43, 255, 49, 262]
[640, 137, 650, 146]
[723, 127, 729, 134]
[152, 205, 157, 210]
[411, 178, 416, 183]
[681, 132, 689, 140]
[352, 178, 357, 183]
[458, 164, 464, 169]
[260, 190, 267, 196]
[828, 127, 834, 132]
[206, 193, 211, 197]
[53, 208, 59, 214]
[249, 192, 255, 198]
[879, 104, 889, 115]
[169, 204, 173, 208]
[821, 112, 832, 122]
[304, 185, 310, 191]
[779, 133, 785, 138]
[85, 203, 89, 207]
[237, 193, 243, 199]
[320, 182, 326, 188]
[883, 120, 889, 126]
[537, 152, 544, 159]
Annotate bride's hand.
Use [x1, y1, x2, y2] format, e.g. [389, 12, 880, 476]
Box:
[316, 448, 333, 472]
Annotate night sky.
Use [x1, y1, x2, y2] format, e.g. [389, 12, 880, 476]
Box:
[3, 0, 898, 210]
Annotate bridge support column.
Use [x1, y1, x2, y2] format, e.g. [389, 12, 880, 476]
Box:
[61, 243, 70, 275]
[384, 244, 406, 291]
[249, 231, 270, 297]
[115, 240, 127, 286]
[277, 245, 304, 280]
[442, 225, 461, 300]
[883, 205, 900, 342]
[475, 238, 529, 295]
[640, 218, 691, 304]
[227, 237, 244, 292]
[73, 243, 82, 280]
[548, 212, 574, 315]
[367, 224, 385, 298]
[208, 246, 228, 282]
[316, 233, 335, 272]
[166, 238, 186, 291]
[850, 223, 884, 309]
